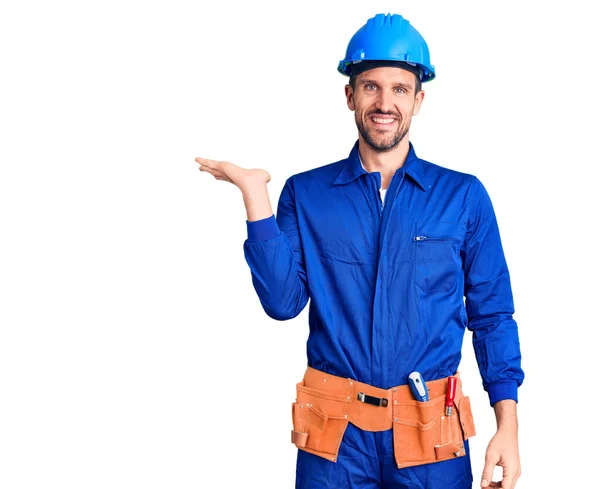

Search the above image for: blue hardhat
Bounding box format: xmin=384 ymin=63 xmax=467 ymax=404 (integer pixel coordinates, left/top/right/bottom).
xmin=338 ymin=13 xmax=435 ymax=82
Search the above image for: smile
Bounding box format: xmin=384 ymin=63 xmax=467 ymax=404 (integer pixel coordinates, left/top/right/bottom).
xmin=370 ymin=117 xmax=396 ymax=124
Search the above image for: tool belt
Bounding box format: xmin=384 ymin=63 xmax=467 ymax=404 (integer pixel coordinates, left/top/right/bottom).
xmin=291 ymin=366 xmax=476 ymax=469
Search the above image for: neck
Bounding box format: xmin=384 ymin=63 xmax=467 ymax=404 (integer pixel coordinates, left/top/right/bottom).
xmin=357 ymin=134 xmax=411 ymax=189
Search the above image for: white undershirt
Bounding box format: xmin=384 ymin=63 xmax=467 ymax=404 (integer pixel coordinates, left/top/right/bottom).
xmin=359 ymin=156 xmax=387 ymax=207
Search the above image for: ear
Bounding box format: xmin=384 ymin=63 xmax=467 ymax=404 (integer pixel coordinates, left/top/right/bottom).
xmin=412 ymin=90 xmax=425 ymax=116
xmin=345 ymin=84 xmax=355 ymax=111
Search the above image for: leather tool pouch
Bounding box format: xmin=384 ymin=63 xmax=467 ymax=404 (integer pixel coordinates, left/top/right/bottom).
xmin=291 ymin=368 xmax=476 ymax=469
xmin=291 ymin=381 xmax=353 ymax=462
xmin=392 ymin=385 xmax=476 ymax=468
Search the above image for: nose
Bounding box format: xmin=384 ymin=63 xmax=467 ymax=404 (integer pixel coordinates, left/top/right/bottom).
xmin=374 ymin=88 xmax=395 ymax=114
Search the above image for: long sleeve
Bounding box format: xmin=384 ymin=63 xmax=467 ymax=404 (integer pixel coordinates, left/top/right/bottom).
xmin=462 ymin=177 xmax=525 ymax=406
xmin=242 ymin=176 xmax=309 ymax=321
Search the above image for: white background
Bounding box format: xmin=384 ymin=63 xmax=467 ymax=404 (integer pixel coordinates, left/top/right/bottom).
xmin=1 ymin=0 xmax=598 ymax=487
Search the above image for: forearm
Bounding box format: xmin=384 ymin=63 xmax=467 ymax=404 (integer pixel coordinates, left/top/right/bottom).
xmin=493 ymin=399 xmax=518 ymax=433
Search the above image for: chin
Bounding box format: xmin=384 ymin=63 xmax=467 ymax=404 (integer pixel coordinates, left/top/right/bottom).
xmin=369 ymin=141 xmax=399 ymax=152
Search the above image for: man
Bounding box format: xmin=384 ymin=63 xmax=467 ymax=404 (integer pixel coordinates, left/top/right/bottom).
xmin=195 ymin=13 xmax=524 ymax=489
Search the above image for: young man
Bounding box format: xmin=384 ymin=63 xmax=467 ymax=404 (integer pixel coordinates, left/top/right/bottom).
xmin=196 ymin=13 xmax=524 ymax=489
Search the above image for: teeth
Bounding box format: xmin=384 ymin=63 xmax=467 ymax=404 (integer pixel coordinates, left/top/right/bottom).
xmin=372 ymin=117 xmax=395 ymax=124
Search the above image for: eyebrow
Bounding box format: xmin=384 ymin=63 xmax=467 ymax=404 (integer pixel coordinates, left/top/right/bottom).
xmin=360 ymin=79 xmax=413 ymax=90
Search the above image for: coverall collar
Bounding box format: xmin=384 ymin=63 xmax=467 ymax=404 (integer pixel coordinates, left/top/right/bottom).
xmin=333 ymin=140 xmax=429 ymax=192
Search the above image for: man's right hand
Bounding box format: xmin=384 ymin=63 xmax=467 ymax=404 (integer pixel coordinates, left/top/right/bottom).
xmin=194 ymin=157 xmax=271 ymax=193
xmin=195 ymin=156 xmax=275 ymax=222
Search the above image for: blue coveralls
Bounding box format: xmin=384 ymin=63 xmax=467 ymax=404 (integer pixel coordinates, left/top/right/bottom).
xmin=243 ymin=140 xmax=525 ymax=488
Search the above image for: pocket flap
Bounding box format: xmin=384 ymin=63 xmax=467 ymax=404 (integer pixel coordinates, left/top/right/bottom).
xmin=307 ymin=404 xmax=329 ymax=421
xmin=434 ymin=440 xmax=464 ymax=459
xmin=417 ymin=221 xmax=464 ymax=240
xmin=394 ymin=417 xmax=436 ymax=431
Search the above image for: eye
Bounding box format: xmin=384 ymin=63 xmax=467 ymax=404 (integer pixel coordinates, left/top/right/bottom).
xmin=395 ymin=87 xmax=407 ymax=93
xmin=365 ymin=84 xmax=377 ymax=91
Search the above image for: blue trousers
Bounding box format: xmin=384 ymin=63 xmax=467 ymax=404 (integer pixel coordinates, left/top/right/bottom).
xmin=296 ymin=422 xmax=473 ymax=489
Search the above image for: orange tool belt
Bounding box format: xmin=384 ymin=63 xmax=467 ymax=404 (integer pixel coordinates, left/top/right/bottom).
xmin=291 ymin=366 xmax=476 ymax=469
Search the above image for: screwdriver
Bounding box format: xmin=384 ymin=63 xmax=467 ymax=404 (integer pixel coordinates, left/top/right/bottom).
xmin=408 ymin=371 xmax=429 ymax=402
xmin=445 ymin=376 xmax=457 ymax=415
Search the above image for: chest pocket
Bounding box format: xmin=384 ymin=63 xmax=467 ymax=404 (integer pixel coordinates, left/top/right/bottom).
xmin=414 ymin=221 xmax=464 ymax=293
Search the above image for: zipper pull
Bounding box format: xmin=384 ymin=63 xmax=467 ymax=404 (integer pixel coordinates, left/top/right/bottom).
xmin=414 ymin=235 xmax=428 ymax=241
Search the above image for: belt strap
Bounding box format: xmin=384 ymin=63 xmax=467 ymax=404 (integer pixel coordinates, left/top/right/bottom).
xmin=302 ymin=366 xmax=463 ymax=432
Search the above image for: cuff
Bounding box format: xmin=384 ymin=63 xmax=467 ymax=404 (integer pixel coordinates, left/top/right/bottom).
xmin=246 ymin=214 xmax=280 ymax=242
xmin=487 ymin=379 xmax=519 ymax=406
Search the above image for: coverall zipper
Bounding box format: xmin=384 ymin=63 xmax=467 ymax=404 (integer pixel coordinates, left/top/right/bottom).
xmin=414 ymin=235 xmax=461 ymax=242
xmin=369 ymin=168 xmax=405 ymax=387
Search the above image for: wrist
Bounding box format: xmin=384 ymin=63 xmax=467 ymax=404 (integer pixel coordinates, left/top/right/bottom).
xmin=240 ymin=180 xmax=269 ymax=198
xmin=242 ymin=184 xmax=274 ymax=224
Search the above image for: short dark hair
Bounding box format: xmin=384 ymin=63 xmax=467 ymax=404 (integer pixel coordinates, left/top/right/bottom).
xmin=349 ymin=71 xmax=422 ymax=95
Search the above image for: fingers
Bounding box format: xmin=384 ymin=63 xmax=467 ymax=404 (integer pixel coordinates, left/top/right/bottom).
xmin=482 ymin=466 xmax=519 ymax=488
xmin=481 ymin=472 xmax=495 ymax=487
xmin=194 ymin=157 xmax=220 ymax=169
xmin=201 ymin=166 xmax=230 ymax=180
xmin=512 ymin=469 xmax=521 ymax=489
xmin=196 ymin=160 xmax=233 ymax=183
xmin=501 ymin=454 xmax=521 ymax=489
xmin=502 ymin=467 xmax=519 ymax=489
xmin=198 ymin=165 xmax=218 ymax=175
xmin=195 ymin=157 xmax=234 ymax=180
xmin=195 ymin=157 xmax=232 ymax=173
xmin=481 ymin=455 xmax=497 ymax=487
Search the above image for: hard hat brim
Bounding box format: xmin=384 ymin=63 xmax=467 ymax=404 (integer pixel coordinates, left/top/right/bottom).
xmin=338 ymin=59 xmax=435 ymax=82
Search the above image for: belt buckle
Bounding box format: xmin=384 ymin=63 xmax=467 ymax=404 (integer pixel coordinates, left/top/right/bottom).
xmin=357 ymin=391 xmax=388 ymax=407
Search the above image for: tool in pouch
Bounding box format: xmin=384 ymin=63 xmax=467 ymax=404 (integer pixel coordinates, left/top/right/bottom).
xmin=445 ymin=376 xmax=457 ymax=415
xmin=409 ymin=372 xmax=462 ymax=458
xmin=291 ymin=366 xmax=476 ymax=468
xmin=408 ymin=371 xmax=429 ymax=402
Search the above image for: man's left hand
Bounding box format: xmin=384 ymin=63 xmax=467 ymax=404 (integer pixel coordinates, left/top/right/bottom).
xmin=480 ymin=399 xmax=521 ymax=488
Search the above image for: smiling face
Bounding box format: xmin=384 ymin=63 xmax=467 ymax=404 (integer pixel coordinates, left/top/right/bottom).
xmin=345 ymin=66 xmax=425 ymax=152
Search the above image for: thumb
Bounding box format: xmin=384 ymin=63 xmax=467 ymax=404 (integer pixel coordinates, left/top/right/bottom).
xmin=481 ymin=458 xmax=496 ymax=487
